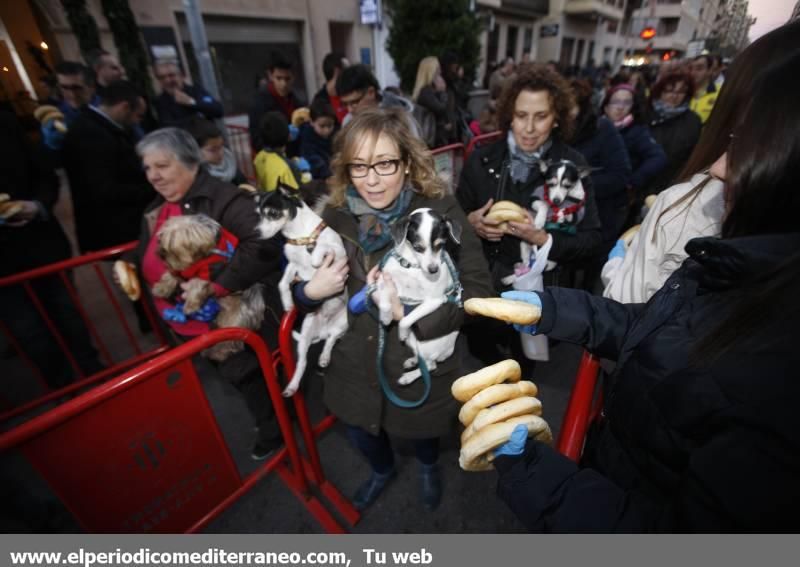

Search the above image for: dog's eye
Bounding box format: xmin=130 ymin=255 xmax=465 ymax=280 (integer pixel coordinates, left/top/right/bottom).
xmin=412 ymin=244 xmax=425 ymax=253
xmin=267 ymin=210 xmax=283 ymax=219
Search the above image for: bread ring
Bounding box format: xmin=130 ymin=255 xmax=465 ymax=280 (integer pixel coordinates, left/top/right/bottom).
xmin=0 ymin=193 xmax=10 ymax=204
xmin=486 ymin=209 xmax=528 ymax=223
xmin=34 ymin=105 xmax=60 ymax=122
xmin=451 ymin=359 xmax=521 ymax=403
xmin=458 ymin=381 xmax=538 ymax=426
xmin=471 ymin=396 xmax=542 ymax=431
xmin=459 ymin=414 xmax=552 ymax=471
xmin=644 ymin=194 xmax=657 ymax=210
xmin=464 ymin=297 xmax=541 ymax=325
xmin=620 ymin=224 xmax=641 ymax=246
xmin=113 ymin=260 xmax=141 ymax=301
xmin=489 ymin=200 xmax=525 ymax=213
xmin=0 ymin=201 xmax=24 ymax=219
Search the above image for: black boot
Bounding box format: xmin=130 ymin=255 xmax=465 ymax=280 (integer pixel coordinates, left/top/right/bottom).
xmin=353 ymin=468 xmax=396 ymax=510
xmin=419 ymin=463 xmax=441 ymax=511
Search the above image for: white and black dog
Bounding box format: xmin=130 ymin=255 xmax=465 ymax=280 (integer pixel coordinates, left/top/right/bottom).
xmin=376 ymin=208 xmax=462 ymax=385
xmin=254 ymin=185 xmax=348 ymax=397
xmin=505 ymin=159 xmax=591 ymax=285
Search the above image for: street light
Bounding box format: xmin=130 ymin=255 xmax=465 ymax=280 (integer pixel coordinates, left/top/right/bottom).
xmin=639 ymin=27 xmax=656 ymax=40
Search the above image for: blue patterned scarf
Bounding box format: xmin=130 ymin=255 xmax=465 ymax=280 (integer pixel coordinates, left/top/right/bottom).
xmin=653 ymin=100 xmax=690 ymax=120
xmin=507 ymin=131 xmax=552 ymax=184
xmin=346 ymin=185 xmax=415 ymax=253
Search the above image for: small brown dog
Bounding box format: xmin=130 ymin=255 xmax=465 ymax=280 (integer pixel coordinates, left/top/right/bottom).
xmin=152 ymin=214 xmax=265 ymax=361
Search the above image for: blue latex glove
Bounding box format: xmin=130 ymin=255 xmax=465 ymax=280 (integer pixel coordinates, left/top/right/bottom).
xmin=348 ymin=284 xmax=370 ymax=315
xmin=162 ymin=298 xmax=221 ymax=324
xmin=41 ymin=120 xmax=65 ymax=151
xmin=500 ymin=290 xmax=542 ymax=335
xmin=493 ymin=424 xmax=529 ymax=458
xmin=608 ymin=239 xmax=626 ymax=261
xmin=293 ymin=156 xmax=311 ymax=172
xmin=288 ymin=124 xmax=300 ymax=142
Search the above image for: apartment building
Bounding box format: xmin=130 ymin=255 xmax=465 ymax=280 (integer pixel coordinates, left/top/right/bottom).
xmin=627 ymin=0 xmax=703 ymax=59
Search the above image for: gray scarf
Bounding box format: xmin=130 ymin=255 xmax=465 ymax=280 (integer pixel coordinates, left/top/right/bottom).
xmin=507 ymin=131 xmax=552 ymax=184
xmin=205 ymin=147 xmax=238 ymax=183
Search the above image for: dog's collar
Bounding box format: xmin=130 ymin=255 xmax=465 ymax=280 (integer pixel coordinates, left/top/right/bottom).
xmin=388 ymin=249 xmax=419 ymax=270
xmin=286 ymin=221 xmax=327 ymax=253
xmin=542 ymin=182 xmax=585 ymax=218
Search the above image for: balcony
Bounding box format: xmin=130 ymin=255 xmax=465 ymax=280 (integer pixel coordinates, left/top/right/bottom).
xmin=565 ymin=0 xmax=625 ymax=21
xmin=499 ymin=0 xmax=549 ymax=17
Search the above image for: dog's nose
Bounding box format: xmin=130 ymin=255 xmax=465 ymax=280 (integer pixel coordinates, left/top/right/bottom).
xmin=552 ymin=197 xmax=563 ymax=206
xmin=427 ymin=264 xmax=439 ymax=275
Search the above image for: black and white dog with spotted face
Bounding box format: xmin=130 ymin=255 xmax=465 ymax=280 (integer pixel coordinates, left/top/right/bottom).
xmin=376 ymin=208 xmax=462 ymax=385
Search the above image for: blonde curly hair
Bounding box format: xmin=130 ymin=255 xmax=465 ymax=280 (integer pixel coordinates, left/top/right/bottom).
xmin=327 ymin=107 xmax=446 ymax=207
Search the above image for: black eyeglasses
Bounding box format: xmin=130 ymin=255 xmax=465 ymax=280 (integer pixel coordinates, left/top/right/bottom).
xmin=347 ymin=159 xmax=402 ymax=178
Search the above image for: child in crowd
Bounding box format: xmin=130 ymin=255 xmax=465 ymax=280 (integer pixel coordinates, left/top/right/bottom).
xmin=184 ymin=117 xmax=246 ymax=186
xmin=253 ymin=111 xmax=302 ymax=192
xmin=298 ymin=99 xmax=336 ymax=179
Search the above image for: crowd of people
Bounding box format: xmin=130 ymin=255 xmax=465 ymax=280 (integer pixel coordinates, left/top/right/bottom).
xmin=3 ymin=15 xmax=800 ymax=532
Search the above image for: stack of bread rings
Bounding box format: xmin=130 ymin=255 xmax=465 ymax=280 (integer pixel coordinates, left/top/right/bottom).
xmin=450 ymin=297 xmax=552 ymax=471
xmin=485 ymin=200 xmax=529 ymax=232
xmin=33 ymin=105 xmax=67 ymax=133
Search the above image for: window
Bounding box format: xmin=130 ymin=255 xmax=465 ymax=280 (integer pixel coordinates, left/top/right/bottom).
xmin=523 ymin=27 xmax=533 ymax=53
xmin=659 ymin=17 xmax=679 ymax=35
xmin=607 ymin=20 xmax=619 ymax=33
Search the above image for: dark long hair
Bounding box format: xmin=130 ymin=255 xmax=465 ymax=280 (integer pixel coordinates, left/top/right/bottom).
xmin=679 ymin=20 xmax=800 ymax=181
xmin=691 ymin=54 xmax=800 ymax=363
xmin=722 ymin=54 xmax=800 ymax=238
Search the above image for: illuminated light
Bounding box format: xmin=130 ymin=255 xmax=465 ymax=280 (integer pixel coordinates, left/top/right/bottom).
xmin=2 ymin=66 xmax=8 ymax=72
xmin=640 ymin=27 xmax=657 ymax=40
xmin=662 ymin=52 xmax=671 ymax=61
xmin=40 ymin=41 xmax=49 ymax=50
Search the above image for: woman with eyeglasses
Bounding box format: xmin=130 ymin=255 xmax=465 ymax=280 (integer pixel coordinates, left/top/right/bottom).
xmin=290 ymin=108 xmax=493 ymax=512
xmin=642 ymin=71 xmax=702 ymax=196
xmin=602 ymin=84 xmax=667 ymax=220
xmin=493 ymin=48 xmax=800 ymax=533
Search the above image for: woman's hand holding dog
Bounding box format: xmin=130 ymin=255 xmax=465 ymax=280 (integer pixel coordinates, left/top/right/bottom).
xmin=367 ymin=266 xmax=404 ymax=322
xmin=305 ymin=253 xmax=349 ymax=301
xmin=507 ymin=210 xmax=549 ymax=246
xmin=468 ymin=199 xmax=506 ymax=242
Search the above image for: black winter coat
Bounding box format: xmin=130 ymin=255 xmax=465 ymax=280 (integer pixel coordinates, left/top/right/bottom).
xmin=248 ymin=86 xmax=305 ymax=151
xmin=645 ymin=107 xmax=702 ymax=195
xmin=456 ymin=138 xmax=602 ymax=290
xmin=618 ymin=123 xmax=667 ymax=193
xmin=495 ymin=233 xmax=800 ymax=532
xmin=62 ymin=108 xmax=153 ymax=253
xmin=0 ymin=111 xmax=71 ymax=276
xmin=573 ymin=115 xmax=632 ymax=208
xmin=154 ymin=85 xmax=224 ymax=127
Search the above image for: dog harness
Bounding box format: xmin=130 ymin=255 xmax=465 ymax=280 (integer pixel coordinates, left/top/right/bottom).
xmin=285 ymin=221 xmax=327 ymax=253
xmin=367 ymin=248 xmax=463 ymax=409
xmin=178 ymin=227 xmax=239 ymax=281
xmin=541 ymin=182 xmax=585 ymax=235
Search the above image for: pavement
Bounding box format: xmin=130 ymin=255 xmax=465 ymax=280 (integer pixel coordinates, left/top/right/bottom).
xmin=0 ymin=181 xmax=584 ymax=533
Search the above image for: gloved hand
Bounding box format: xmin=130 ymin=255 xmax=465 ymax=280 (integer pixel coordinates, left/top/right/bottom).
xmin=41 ymin=120 xmax=65 ymax=151
xmin=493 ymin=424 xmax=528 ymax=458
xmin=348 ymin=284 xmax=370 ymax=315
xmin=500 ymin=290 xmax=542 ymax=335
xmin=288 ymin=124 xmax=300 ymax=142
xmin=293 ymin=156 xmax=311 ymax=172
xmin=608 ymin=239 xmax=626 ymax=261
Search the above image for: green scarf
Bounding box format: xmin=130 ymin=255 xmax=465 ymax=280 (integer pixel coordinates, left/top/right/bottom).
xmin=346 ymin=185 xmax=415 ymax=253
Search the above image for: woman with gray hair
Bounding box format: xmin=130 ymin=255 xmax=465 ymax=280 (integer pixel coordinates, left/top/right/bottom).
xmin=123 ymin=127 xmax=285 ymax=460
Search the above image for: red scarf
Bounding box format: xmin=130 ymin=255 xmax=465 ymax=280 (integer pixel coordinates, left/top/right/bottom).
xmin=542 ymin=183 xmax=585 ymax=221
xmin=178 ymin=228 xmax=239 ymax=281
xmin=268 ymin=82 xmax=296 ymax=120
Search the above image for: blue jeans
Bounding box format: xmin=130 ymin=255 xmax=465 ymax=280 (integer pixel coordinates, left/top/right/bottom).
xmin=345 ymin=425 xmax=439 ymax=474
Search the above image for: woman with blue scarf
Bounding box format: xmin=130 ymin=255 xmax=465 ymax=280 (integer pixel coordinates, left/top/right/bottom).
xmin=644 ymin=71 xmax=702 ymax=196
xmin=456 ymin=65 xmax=602 ymax=364
xmin=292 ymin=108 xmax=493 ymax=512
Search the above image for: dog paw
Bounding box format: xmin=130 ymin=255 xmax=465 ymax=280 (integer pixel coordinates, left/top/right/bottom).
xmin=319 ymin=353 xmax=331 ymax=367
xmin=501 ymin=274 xmax=517 ymax=286
xmin=398 ymin=370 xmax=420 ymax=386
xmin=403 ymin=356 xmax=418 ymax=370
xmin=398 ymin=324 xmax=410 ymax=342
xmin=379 ymin=310 xmax=393 ymax=327
xmin=282 ymin=383 xmax=299 ymax=397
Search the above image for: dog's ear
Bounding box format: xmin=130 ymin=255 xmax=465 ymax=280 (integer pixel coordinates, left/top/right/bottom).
xmin=578 ymin=165 xmax=598 ymax=179
xmin=445 ymin=217 xmax=462 ymax=245
xmin=538 ymin=159 xmax=549 ymax=174
xmin=391 ymin=217 xmax=410 ymax=247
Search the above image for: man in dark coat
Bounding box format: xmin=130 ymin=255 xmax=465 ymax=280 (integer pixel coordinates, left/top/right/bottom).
xmin=62 ymin=80 xmax=153 ymax=253
xmin=249 ymin=52 xmax=305 ymax=151
xmin=310 ymin=52 xmax=349 ymax=124
xmin=153 ymin=60 xmax=224 ymax=127
xmin=0 ymin=111 xmax=102 ymax=388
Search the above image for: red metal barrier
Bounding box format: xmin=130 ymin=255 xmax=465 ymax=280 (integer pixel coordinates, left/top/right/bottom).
xmin=464 ymin=131 xmax=502 ymax=160
xmin=556 ymin=350 xmax=601 ymax=461
xmin=225 ymin=123 xmax=256 ymax=183
xmin=278 ymin=308 xmax=360 ymax=527
xmin=431 ymin=143 xmax=465 ymax=195
xmin=0 ymin=328 xmax=352 ymax=533
xmin=0 ymin=242 xmax=170 ymax=423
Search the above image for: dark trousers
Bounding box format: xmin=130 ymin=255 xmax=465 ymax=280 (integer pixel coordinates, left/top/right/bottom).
xmin=345 ymin=425 xmax=439 ymax=474
xmin=0 ymin=276 xmax=103 ymax=389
